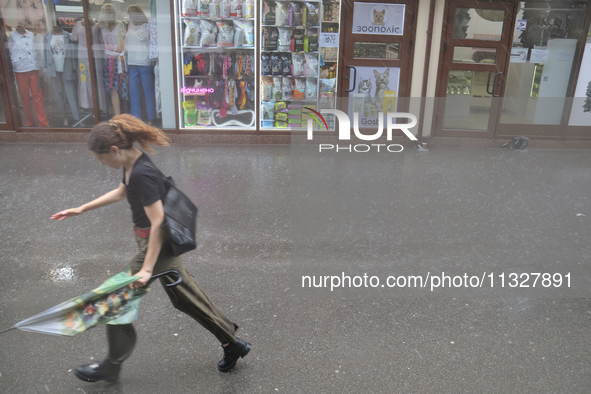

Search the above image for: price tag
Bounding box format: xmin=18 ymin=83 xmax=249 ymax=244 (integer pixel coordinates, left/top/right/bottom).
xmin=319 ymin=33 xmax=340 ymax=48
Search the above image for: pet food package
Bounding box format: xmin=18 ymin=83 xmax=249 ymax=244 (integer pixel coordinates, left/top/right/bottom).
xmin=273 ymin=77 xmax=283 ymax=101
xmin=282 ymin=77 xmax=294 ymax=100
xmin=281 ymin=53 xmax=292 ymax=76
xmin=305 ymin=77 xmax=317 ymax=100
xmin=274 ymin=101 xmax=287 ymax=111
xmin=230 ymin=0 xmax=242 ymax=17
xmin=271 ymin=54 xmax=282 ymax=76
xmin=184 ymin=20 xmax=200 ymax=46
xmin=291 ymin=29 xmax=304 ymax=52
xmin=183 ymin=101 xmax=198 ymax=126
xmin=198 ymin=0 xmax=210 ymax=17
xmin=319 ymin=78 xmax=336 ymax=106
xmin=197 ymin=102 xmax=212 ymax=126
xmin=277 ymin=27 xmax=291 ymax=52
xmin=216 ymin=22 xmax=234 ymax=47
xmin=263 ymin=1 xmax=276 ymax=25
xmin=244 ymin=0 xmax=255 ymax=18
xmin=199 ymin=20 xmax=217 ymax=47
xmin=233 ymin=20 xmax=254 ymax=47
xmin=221 ymin=0 xmax=232 ymax=18
xmin=261 ymin=53 xmax=272 ymax=75
xmin=182 ymin=0 xmax=198 ymax=16
xmin=289 ymin=2 xmax=303 ymax=26
xmin=291 ymin=53 xmax=305 ymax=76
xmin=304 ymin=53 xmax=318 ymax=77
xmin=262 ymin=100 xmax=275 ymax=120
xmin=304 ymin=29 xmax=319 ymax=52
xmin=209 ymin=0 xmax=221 ymax=18
xmin=275 ymin=120 xmax=288 ymax=128
xmin=293 ymin=78 xmax=306 ymax=100
xmin=302 ymin=2 xmax=319 ymax=27
xmin=275 ymin=112 xmax=288 ymax=122
xmin=320 ymin=78 xmax=336 ymax=92
xmin=275 ymin=2 xmax=290 ymax=26
xmin=262 ymin=77 xmax=274 ymax=100
xmin=263 ymin=27 xmax=279 ymax=51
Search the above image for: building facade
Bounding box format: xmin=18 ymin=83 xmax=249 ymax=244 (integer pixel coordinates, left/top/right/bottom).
xmin=0 ymin=0 xmax=589 ymax=143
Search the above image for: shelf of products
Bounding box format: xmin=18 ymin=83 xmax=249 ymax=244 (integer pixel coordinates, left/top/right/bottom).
xmin=259 ymin=0 xmax=340 ymax=130
xmin=177 ymin=0 xmax=257 ymax=128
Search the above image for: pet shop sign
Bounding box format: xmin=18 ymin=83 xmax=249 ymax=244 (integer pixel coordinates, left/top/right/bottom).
xmin=352 ymin=3 xmax=405 ymax=35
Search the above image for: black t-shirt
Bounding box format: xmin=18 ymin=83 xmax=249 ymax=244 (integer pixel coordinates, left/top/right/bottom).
xmin=122 ymin=152 xmax=167 ymax=228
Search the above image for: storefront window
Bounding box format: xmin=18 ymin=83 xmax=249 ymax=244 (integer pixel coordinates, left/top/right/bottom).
xmin=1 ymin=0 xmax=175 ymax=129
xmin=501 ymin=1 xmax=586 ymax=125
xmin=87 ymin=0 xmax=174 ymax=127
xmin=260 ymin=0 xmax=341 ymax=130
xmin=175 ymin=0 xmax=258 ymax=129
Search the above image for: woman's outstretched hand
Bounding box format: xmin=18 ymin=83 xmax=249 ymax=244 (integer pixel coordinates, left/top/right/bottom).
xmin=50 ymin=207 xmax=84 ymax=220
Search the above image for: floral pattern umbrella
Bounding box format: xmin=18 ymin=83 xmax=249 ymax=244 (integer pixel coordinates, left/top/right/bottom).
xmin=1 ymin=269 xmax=182 ymax=336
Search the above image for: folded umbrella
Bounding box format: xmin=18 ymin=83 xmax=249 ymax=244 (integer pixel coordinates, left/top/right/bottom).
xmin=1 ymin=269 xmax=182 ymax=336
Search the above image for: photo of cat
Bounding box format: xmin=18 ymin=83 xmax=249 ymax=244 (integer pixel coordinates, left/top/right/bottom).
xmin=358 ymin=78 xmax=372 ymax=104
xmin=373 ymin=9 xmax=385 ymax=26
xmin=374 ymin=69 xmax=390 ymax=110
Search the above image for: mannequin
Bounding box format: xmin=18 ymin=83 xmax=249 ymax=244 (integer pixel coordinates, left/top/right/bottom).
xmin=98 ymin=4 xmax=128 ymax=115
xmin=44 ymin=25 xmax=79 ymax=126
xmin=125 ymin=5 xmax=156 ymax=124
xmin=71 ymin=18 xmax=108 ymax=111
xmin=8 ymin=25 xmax=49 ymax=127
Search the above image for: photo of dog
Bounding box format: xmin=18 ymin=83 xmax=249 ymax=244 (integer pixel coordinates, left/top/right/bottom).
xmin=373 ymin=69 xmax=390 ymax=110
xmin=372 ymin=9 xmax=385 ymax=26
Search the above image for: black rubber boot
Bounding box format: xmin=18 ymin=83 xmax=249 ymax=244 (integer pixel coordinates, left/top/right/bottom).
xmin=74 ymin=324 xmax=137 ymax=383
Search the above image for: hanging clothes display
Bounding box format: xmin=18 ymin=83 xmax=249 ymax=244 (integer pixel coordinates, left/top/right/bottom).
xmin=70 ymin=20 xmax=107 ymax=111
xmin=43 ymin=28 xmax=80 ymax=124
xmin=148 ymin=0 xmax=161 ymax=116
xmin=98 ymin=22 xmax=128 ymax=100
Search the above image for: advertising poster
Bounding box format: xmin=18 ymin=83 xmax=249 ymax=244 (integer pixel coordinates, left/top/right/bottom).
xmin=348 ymin=66 xmax=401 ymax=126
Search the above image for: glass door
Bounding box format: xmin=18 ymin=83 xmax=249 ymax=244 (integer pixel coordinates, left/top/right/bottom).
xmin=435 ymin=0 xmax=515 ymax=138
xmin=498 ymin=1 xmax=588 ymax=139
xmin=340 ymin=0 xmax=416 ymax=125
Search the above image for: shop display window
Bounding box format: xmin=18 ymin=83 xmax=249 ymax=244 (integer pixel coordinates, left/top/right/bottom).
xmin=2 ymin=0 xmax=171 ymax=129
xmin=260 ymin=0 xmax=340 ymax=130
xmin=176 ymin=0 xmax=257 ymax=129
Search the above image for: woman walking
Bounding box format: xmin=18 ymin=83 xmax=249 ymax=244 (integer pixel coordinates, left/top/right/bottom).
xmin=50 ymin=115 xmax=251 ymax=382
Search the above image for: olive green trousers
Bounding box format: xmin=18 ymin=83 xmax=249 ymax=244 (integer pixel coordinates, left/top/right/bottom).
xmin=128 ymin=234 xmax=239 ymax=345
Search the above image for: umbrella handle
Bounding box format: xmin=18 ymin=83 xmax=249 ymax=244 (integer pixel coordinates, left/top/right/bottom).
xmin=150 ymin=270 xmax=183 ymax=287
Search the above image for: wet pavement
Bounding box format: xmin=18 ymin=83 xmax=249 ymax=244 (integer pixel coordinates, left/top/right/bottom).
xmin=0 ymin=143 xmax=590 ymax=393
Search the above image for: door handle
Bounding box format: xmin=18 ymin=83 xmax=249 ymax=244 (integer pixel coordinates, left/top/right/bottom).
xmin=492 ymin=72 xmax=502 ymax=97
xmin=486 ymin=72 xmax=494 ymax=95
xmin=345 ymin=66 xmax=357 ymax=93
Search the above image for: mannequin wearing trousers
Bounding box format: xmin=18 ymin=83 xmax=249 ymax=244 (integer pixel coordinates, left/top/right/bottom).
xmin=125 ymin=6 xmax=156 ymax=124
xmin=44 ymin=26 xmax=79 ymax=126
xmin=8 ymin=26 xmax=49 ymax=127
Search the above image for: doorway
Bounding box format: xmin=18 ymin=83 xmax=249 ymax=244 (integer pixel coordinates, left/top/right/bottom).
xmin=434 ymin=0 xmax=589 ymax=139
xmin=339 ymin=0 xmax=417 ymax=123
xmin=434 ymin=0 xmax=516 ymax=138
